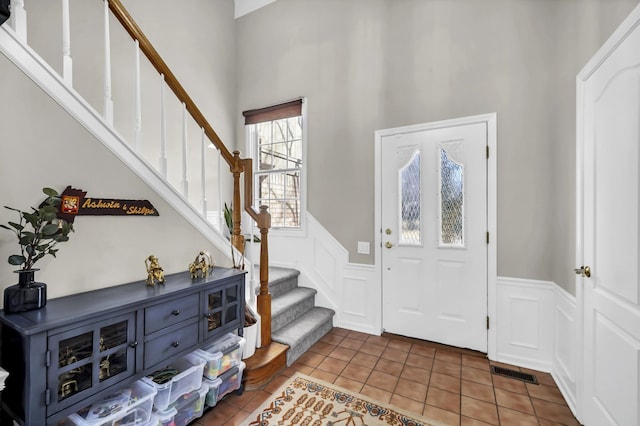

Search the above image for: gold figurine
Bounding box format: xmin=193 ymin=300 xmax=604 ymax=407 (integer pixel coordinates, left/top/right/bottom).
xmin=145 ymin=255 xmax=165 ymax=286
xmin=189 ymin=251 xmax=214 ymax=280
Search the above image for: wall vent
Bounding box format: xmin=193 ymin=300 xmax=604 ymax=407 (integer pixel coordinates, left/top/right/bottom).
xmin=490 ymin=366 xmax=538 ymax=384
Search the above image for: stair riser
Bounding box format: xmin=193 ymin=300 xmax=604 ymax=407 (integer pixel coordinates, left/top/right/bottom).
xmin=267 ymin=276 xmax=299 ymax=298
xmin=272 ymin=296 xmax=316 ymax=333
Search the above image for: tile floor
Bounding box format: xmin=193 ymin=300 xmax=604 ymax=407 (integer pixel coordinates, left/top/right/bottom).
xmin=194 ymin=328 xmax=581 ymax=425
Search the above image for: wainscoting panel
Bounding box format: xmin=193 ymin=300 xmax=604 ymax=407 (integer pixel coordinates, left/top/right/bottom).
xmin=552 ymin=285 xmax=578 ymax=414
xmin=269 ymin=213 xmax=379 ymax=335
xmin=496 ymin=277 xmax=555 ymax=372
xmin=496 ymin=276 xmax=578 ymax=418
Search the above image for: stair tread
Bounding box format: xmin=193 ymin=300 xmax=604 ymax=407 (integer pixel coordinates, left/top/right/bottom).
xmin=272 ymin=307 xmax=335 ymax=347
xmin=271 ymin=287 xmax=317 ymax=315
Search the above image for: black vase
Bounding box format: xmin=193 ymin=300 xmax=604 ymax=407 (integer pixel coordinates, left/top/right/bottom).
xmin=3 ymin=269 xmax=47 ymax=313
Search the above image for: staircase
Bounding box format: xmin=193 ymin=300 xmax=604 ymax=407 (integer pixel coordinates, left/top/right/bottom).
xmin=244 ymin=266 xmax=334 ymax=388
xmin=268 ymin=267 xmax=335 ymax=365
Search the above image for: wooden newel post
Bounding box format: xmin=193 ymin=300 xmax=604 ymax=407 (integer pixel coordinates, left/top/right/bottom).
xmin=257 ymin=205 xmax=271 ymax=346
xmin=231 ymin=151 xmax=244 ymax=255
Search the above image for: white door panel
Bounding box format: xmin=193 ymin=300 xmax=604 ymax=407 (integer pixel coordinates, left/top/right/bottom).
xmin=381 ymin=120 xmax=488 ymax=352
xmin=579 ymin=4 xmax=640 ymax=424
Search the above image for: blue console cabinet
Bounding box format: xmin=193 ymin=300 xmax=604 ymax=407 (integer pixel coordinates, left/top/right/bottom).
xmin=0 ymin=267 xmax=245 ymax=425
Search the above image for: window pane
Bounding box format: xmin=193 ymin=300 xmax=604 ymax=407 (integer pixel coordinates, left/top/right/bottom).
xmin=272 ymin=119 xmax=286 ymax=143
xmin=251 ymin=110 xmax=303 ymax=229
xmin=400 ymin=150 xmax=421 ymax=245
xmin=257 ymin=171 xmax=301 ymax=228
xmin=440 ymin=147 xmax=464 ymax=246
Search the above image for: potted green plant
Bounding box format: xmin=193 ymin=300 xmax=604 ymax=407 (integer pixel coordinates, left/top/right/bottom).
xmin=1 ymin=187 xmax=74 ymax=313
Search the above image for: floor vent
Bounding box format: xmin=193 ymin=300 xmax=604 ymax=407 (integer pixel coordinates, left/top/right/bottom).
xmin=490 ymin=366 xmax=538 ymax=384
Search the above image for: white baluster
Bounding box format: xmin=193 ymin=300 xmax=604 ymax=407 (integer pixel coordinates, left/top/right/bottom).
xmin=61 ymin=0 xmax=72 ymax=85
xmin=11 ymin=0 xmax=27 ymax=42
xmin=159 ymin=74 xmax=167 ymax=178
xmin=103 ymin=0 xmax=113 ymax=124
xmin=201 ymin=128 xmax=207 ymax=216
xmin=181 ymin=103 xmax=189 ymax=198
xmin=134 ymin=40 xmax=141 ymax=152
xmin=217 ymin=148 xmax=223 ymax=231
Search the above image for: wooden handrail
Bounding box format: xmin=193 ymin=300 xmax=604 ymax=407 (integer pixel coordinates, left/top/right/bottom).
xmin=106 ymin=0 xmax=272 ymax=347
xmin=108 ymin=0 xmax=233 ymax=165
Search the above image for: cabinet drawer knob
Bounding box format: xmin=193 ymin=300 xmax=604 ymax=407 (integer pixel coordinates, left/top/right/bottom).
xmin=129 ymin=341 xmax=138 ymax=348
xmin=171 ymin=309 xmax=180 ymax=316
xmin=204 ymin=312 xmax=212 ymax=319
xmin=171 ymin=341 xmax=180 ymax=348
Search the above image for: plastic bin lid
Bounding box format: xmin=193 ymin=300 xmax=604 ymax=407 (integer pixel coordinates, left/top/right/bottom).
xmin=205 ymin=333 xmax=242 ymax=353
xmin=202 ymin=376 xmax=223 ymax=387
xmin=193 ymin=348 xmax=222 ymax=361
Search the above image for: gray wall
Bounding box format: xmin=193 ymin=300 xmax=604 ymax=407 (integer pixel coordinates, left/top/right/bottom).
xmin=235 ymin=0 xmax=638 ymax=294
xmin=0 ymin=0 xmax=237 ymax=302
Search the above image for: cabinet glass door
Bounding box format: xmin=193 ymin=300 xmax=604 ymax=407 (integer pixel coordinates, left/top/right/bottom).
xmin=47 ymin=313 xmax=136 ymax=414
xmin=202 ymin=279 xmax=243 ymax=341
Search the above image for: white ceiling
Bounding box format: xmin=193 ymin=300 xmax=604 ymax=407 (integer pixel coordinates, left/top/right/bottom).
xmin=234 ymin=0 xmax=279 ymax=18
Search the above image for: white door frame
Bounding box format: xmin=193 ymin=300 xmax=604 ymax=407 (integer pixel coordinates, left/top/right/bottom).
xmin=374 ymin=113 xmax=498 ymax=357
xmin=575 ymin=4 xmax=640 ymax=423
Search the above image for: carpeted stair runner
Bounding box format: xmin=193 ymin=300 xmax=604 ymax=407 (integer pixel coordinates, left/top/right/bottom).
xmin=259 ymin=266 xmax=334 ymax=366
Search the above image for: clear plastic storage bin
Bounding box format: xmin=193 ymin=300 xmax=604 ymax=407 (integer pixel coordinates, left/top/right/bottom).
xmin=67 ymin=379 xmax=157 ymax=426
xmin=202 ymin=376 xmax=223 ymax=407
xmin=152 ymin=407 xmax=177 ymax=426
xmin=217 ymin=361 xmax=246 ymax=403
xmin=142 ymin=353 xmax=206 ymax=411
xmin=171 ymin=384 xmax=208 ymax=426
xmin=201 ymin=333 xmax=245 ymax=378
xmin=192 ymin=348 xmax=223 ymax=380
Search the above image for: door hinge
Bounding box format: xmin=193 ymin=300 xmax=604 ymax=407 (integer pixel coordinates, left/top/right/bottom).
xmin=486 ymin=316 xmax=490 ymax=329
xmin=45 ymin=388 xmax=51 ymax=405
xmin=45 ymin=350 xmax=51 ymax=367
xmin=486 ymin=232 xmax=489 ymax=244
xmin=486 ymin=146 xmax=489 ymax=159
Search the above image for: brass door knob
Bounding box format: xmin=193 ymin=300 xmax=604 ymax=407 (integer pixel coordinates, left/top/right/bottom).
xmin=574 ymin=265 xmax=591 ymax=278
xmin=385 ymin=242 xmax=393 ymax=249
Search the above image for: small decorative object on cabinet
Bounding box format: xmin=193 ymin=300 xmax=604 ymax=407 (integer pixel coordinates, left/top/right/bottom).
xmin=1 ymin=187 xmax=74 ymax=313
xmin=0 ymin=267 xmax=245 ymax=425
xmin=145 ymin=254 xmax=165 ymax=286
xmin=188 ymin=251 xmax=214 ymax=280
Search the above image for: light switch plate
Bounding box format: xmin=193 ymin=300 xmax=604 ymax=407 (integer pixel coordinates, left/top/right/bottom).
xmin=357 ymin=241 xmax=370 ymax=255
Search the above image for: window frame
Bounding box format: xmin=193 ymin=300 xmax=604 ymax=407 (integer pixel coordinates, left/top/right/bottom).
xmin=245 ymin=98 xmax=307 ymax=237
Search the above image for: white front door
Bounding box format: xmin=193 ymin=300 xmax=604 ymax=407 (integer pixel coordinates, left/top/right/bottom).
xmin=578 ymin=4 xmax=640 ymax=425
xmin=380 ymin=118 xmax=488 ymax=353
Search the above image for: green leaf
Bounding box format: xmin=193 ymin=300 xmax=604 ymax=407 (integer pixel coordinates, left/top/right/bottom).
xmin=0 ymin=224 xmax=9 ymax=230
xmin=3 ymin=206 xmax=20 ymax=212
xmin=25 ymin=246 xmax=35 ymax=256
xmin=8 ymin=255 xmax=25 ymax=266
xmin=42 ymin=224 xmax=59 ymax=236
xmin=53 ymin=235 xmax=69 ymax=243
xmin=19 ymin=235 xmax=35 ymax=245
xmin=23 ymin=212 xmax=39 ymax=227
xmin=43 ymin=187 xmax=59 ymax=197
xmin=7 ymin=221 xmax=24 ymax=231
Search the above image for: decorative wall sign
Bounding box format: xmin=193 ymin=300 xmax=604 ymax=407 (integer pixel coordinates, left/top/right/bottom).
xmin=57 ymin=186 xmax=159 ymax=223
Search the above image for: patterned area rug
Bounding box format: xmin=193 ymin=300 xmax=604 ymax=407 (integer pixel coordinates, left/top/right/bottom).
xmin=241 ymin=373 xmax=444 ymax=426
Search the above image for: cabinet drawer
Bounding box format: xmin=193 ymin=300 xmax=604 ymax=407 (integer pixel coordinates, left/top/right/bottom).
xmin=144 ymin=321 xmax=199 ymax=369
xmin=145 ymin=293 xmax=199 ymax=335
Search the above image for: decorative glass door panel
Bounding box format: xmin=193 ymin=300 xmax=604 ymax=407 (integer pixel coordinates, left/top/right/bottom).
xmin=57 ymin=331 xmax=93 ymax=401
xmin=47 ymin=313 xmax=136 ymax=414
xmin=399 ymin=147 xmax=422 ymax=246
xmin=206 ymin=290 xmax=223 ymax=332
xmin=202 ymin=281 xmax=243 ymax=341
